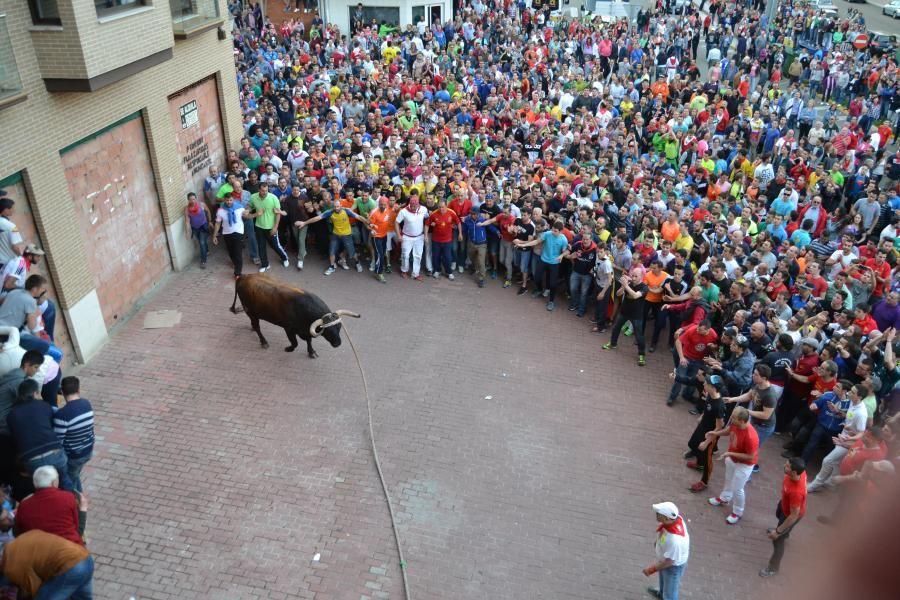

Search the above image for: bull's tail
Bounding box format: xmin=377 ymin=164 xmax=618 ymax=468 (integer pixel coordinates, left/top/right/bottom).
xmin=230 ymin=282 xmax=243 ymax=314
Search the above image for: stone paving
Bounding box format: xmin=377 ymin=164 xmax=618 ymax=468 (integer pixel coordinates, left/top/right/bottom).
xmin=78 ymin=252 xmax=835 ymax=600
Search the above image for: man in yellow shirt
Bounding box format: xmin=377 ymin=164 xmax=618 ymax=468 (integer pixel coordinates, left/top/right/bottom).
xmin=297 ymin=203 xmax=369 ymax=276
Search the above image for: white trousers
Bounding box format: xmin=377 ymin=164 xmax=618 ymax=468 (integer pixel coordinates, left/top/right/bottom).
xmin=810 ymin=446 xmax=849 ymax=489
xmin=401 ymin=235 xmax=424 ymax=276
xmin=719 ymin=457 xmax=754 ymax=516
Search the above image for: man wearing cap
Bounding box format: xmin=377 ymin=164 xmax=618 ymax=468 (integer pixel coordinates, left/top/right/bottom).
xmin=395 ymin=195 xmax=429 ymax=281
xmin=643 ymin=501 xmax=689 ymax=600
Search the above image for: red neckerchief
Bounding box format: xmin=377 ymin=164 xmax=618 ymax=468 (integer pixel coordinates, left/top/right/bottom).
xmin=657 ymin=516 xmax=686 ymax=537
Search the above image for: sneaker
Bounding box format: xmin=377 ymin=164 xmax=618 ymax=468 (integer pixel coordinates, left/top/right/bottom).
xmin=258 ymin=266 xmax=271 ymax=273
xmin=414 ymin=275 xmax=424 ymax=282
xmin=282 ymin=259 xmax=290 ymax=268
xmin=758 ymin=567 xmax=778 ymax=578
xmin=542 ymin=289 xmax=550 ymax=298
xmin=478 ymin=279 xmax=485 ymax=288
xmin=752 ymin=464 xmax=760 ymax=473
xmin=689 ymin=481 xmax=707 ymax=493
xmin=601 ymin=343 xmax=616 ymax=350
xmin=324 ymin=266 xmax=336 ymax=276
xmin=685 ymin=460 xmax=700 ymax=471
xmin=451 ymin=262 xmax=457 ymax=271
xmin=503 ymin=279 xmax=511 ymax=288
xmin=448 ymin=273 xmax=455 ymax=280
xmin=297 ymin=260 xmax=304 ymax=270
xmin=252 ymin=257 xmax=261 ymax=265
xmin=725 ymin=513 xmax=741 ymax=525
xmin=356 ymin=263 xmax=363 ymax=273
xmin=646 ymin=588 xmax=662 ymax=599
xmin=638 ymin=355 xmax=646 ymax=366
xmin=458 ymin=265 xmax=464 ymax=273
xmin=648 ymin=346 xmax=656 ymax=353
xmin=433 ymin=271 xmax=440 ymax=279
xmin=708 ymin=496 xmax=726 ymax=507
xmin=517 ymin=287 xmax=528 ymax=296
xmin=806 ymin=483 xmax=822 ymax=493
xmin=377 ymin=274 xmax=387 ymax=284
xmin=200 ymin=262 xmax=206 ymax=269
xmin=369 ymin=262 xmax=375 ymax=272
xmin=531 ymin=289 xmax=542 ymax=298
xmin=490 ymin=270 xmax=498 ymax=279
xmin=546 ymin=301 xmax=555 ymax=311
xmin=688 ymin=407 xmax=701 ymax=416
xmin=386 ymin=265 xmax=393 ymax=274
xmin=568 ymin=305 xmax=577 ymax=312
xmin=340 ymin=262 xmax=350 ymax=270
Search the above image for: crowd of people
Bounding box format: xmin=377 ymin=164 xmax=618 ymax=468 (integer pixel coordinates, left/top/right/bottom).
xmin=209 ymin=0 xmax=900 ymax=597
xmin=5 ymin=0 xmax=900 ymax=597
xmin=0 ymin=196 xmax=97 ymax=596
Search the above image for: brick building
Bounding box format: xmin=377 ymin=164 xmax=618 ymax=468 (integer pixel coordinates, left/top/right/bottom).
xmin=0 ymin=0 xmax=243 ymax=364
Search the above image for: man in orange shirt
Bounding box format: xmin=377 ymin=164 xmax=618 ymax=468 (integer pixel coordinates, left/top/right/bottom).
xmin=759 ymin=458 xmax=807 ymax=578
xmin=427 ymin=199 xmax=461 ymax=280
xmin=705 ymin=407 xmax=759 ymax=525
xmin=367 ymin=196 xmax=394 ymax=283
xmin=643 ymin=259 xmax=669 ymax=353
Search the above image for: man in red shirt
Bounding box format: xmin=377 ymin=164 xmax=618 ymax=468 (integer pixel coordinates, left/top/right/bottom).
xmin=667 ymin=320 xmax=718 ymax=407
xmin=864 ymin=250 xmax=891 ymax=299
xmin=14 ymin=465 xmax=84 ymax=546
xmin=775 ymin=337 xmax=820 ymax=434
xmin=759 ymin=457 xmax=807 ymax=577
xmin=705 ymin=407 xmax=759 ymax=524
xmin=448 ymin=194 xmax=472 ymax=273
xmin=427 ymin=199 xmax=461 ymax=280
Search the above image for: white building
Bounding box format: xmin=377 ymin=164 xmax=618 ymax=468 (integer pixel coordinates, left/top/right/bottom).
xmin=318 ymin=0 xmax=454 ymax=35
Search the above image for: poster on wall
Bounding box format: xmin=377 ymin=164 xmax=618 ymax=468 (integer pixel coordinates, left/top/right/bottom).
xmin=180 ymin=100 xmax=199 ymax=129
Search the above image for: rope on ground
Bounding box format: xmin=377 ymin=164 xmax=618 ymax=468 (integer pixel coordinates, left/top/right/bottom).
xmin=343 ymin=325 xmax=412 ymax=600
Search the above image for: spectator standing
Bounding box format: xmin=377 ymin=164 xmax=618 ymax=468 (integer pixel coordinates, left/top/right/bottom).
xmin=184 ymin=193 xmax=212 ymax=269
xmin=758 ymin=458 xmax=807 ymax=578
xmin=603 ymin=267 xmax=650 ymax=366
xmin=642 ymin=501 xmax=689 ymax=600
xmin=53 ymin=377 xmax=94 ymax=495
xmin=706 ymin=407 xmax=759 ymax=525
xmin=686 ymin=374 xmax=727 ymax=493
xmin=0 ymin=196 xmax=24 ymax=272
xmin=211 ymin=194 xmax=247 ymax=278
xmin=247 ymin=182 xmax=289 ymax=273
xmin=395 ymin=196 xmax=430 ymax=281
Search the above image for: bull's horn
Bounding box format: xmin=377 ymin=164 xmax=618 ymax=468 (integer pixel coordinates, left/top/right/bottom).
xmin=309 ymin=317 xmax=326 ymax=337
xmin=334 ymin=310 xmax=361 ymax=318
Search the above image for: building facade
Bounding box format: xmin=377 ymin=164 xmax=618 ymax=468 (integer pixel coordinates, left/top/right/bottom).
xmin=319 ymin=0 xmax=453 ymax=36
xmin=0 ymin=0 xmax=242 ymax=364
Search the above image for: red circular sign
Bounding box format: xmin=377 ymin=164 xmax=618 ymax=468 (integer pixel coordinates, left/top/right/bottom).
xmin=853 ymin=34 xmax=869 ymax=49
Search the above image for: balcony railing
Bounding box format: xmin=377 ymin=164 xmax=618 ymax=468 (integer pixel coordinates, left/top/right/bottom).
xmin=171 ymin=0 xmax=222 ymax=38
xmin=0 ymin=15 xmax=24 ymax=102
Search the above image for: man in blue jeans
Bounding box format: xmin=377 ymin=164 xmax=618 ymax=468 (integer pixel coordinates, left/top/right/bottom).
xmin=643 ymin=501 xmax=689 ymax=600
xmin=1 ymin=530 xmax=93 ymax=599
xmin=564 ymin=226 xmax=597 ymax=318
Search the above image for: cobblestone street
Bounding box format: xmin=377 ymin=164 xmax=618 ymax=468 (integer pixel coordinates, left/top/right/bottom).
xmin=80 ymin=256 xmax=832 ymax=600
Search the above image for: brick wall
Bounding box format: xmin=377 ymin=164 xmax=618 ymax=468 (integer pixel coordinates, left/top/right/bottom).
xmin=60 ymin=116 xmax=171 ymax=329
xmin=167 ymin=76 xmax=227 ymax=201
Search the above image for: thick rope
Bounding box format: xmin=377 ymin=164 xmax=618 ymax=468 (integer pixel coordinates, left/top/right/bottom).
xmin=343 ymin=325 xmax=412 ymax=600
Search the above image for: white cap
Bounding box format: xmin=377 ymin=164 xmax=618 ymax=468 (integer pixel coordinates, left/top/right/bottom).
xmin=652 ymin=502 xmax=679 ymax=520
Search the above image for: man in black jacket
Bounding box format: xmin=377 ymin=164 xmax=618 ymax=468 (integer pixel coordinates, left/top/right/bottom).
xmin=0 ymin=351 xmax=44 ymax=484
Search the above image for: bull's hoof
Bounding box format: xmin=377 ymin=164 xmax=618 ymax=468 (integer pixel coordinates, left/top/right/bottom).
xmin=308 ymin=350 xmax=318 ymax=359
xmin=284 ymin=345 xmax=296 ymax=352
xmin=261 ymin=342 xmax=269 ymax=349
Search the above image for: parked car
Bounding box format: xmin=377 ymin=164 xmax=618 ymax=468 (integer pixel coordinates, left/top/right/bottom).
xmin=809 ymin=0 xmax=837 ymax=10
xmin=883 ymin=0 xmax=900 ymax=18
xmin=868 ymin=30 xmax=898 ymax=55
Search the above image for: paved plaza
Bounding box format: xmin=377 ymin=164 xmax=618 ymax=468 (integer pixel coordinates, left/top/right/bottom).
xmin=79 ymin=257 xmax=833 ymax=600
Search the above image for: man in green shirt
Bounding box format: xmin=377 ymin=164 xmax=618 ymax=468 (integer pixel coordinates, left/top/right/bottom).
xmin=246 ymin=182 xmax=289 ymax=272
xmin=354 ymin=193 xmax=377 ymax=267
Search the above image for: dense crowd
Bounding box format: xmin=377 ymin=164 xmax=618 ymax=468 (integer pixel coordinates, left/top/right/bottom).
xmin=203 ymin=0 xmax=900 ymax=596
xmin=5 ymin=0 xmax=900 ymax=597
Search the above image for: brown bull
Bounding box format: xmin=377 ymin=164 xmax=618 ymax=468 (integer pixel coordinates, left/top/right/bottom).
xmin=229 ymin=274 xmax=359 ymax=358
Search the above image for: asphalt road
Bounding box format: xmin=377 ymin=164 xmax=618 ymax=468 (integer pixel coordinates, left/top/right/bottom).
xmin=839 ymin=0 xmax=899 ymax=33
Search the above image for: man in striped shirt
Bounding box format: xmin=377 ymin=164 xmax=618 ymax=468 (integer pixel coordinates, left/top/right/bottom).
xmin=53 ymin=377 xmax=94 ymax=494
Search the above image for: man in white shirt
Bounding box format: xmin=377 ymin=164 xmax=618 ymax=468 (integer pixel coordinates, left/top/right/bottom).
xmin=0 ymin=196 xmax=24 ymax=271
xmin=643 ymin=502 xmax=689 ymax=600
xmin=806 ymin=384 xmax=869 ymax=492
xmin=395 ymin=195 xmax=429 ymax=280
xmin=212 ymin=195 xmax=247 ymax=278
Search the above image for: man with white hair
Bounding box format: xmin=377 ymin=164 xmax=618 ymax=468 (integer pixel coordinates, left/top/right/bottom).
xmin=642 ymin=501 xmax=689 ymax=600
xmin=13 ymin=465 xmax=84 ymax=546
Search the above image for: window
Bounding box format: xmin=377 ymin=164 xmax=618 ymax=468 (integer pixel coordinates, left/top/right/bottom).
xmin=0 ymin=15 xmax=24 ymax=101
xmin=171 ymin=0 xmax=221 ymax=37
xmin=28 ymin=0 xmax=62 ymax=26
xmin=95 ymin=0 xmax=147 ymax=17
